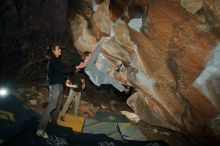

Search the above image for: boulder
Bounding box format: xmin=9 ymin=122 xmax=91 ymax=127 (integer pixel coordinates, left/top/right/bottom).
xmin=68 ymin=0 xmax=220 ymax=138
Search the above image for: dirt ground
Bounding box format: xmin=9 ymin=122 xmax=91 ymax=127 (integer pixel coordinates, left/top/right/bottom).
xmin=10 ymin=82 xmax=208 ymax=146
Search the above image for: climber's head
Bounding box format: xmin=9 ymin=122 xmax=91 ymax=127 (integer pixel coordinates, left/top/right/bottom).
xmin=82 ymin=51 xmax=92 ymax=63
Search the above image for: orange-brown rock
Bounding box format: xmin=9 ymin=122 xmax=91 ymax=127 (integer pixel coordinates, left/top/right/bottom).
xmin=68 ymin=0 xmax=220 ymax=141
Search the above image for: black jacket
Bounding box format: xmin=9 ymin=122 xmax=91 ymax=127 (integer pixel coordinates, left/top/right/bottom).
xmin=67 ymin=73 xmax=83 ymax=92
xmin=47 ymin=56 xmax=75 ymax=85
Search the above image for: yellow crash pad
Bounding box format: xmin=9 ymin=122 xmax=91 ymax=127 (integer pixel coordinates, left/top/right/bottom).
xmin=57 ymin=114 xmax=85 ymax=133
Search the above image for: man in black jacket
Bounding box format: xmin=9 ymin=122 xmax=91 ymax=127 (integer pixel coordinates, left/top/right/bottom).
xmin=36 ymin=44 xmax=85 ymax=138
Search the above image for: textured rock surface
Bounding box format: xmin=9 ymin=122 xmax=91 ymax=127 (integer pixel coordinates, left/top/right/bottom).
xmin=68 ymin=0 xmax=220 ymax=140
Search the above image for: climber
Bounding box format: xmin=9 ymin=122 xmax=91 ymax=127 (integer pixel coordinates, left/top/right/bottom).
xmin=80 ymin=37 xmax=130 ymax=93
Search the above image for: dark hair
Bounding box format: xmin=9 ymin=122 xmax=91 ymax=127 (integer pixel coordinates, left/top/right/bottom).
xmin=82 ymin=51 xmax=91 ymax=60
xmin=51 ymin=43 xmax=59 ymax=51
xmin=45 ymin=43 xmax=60 ymax=59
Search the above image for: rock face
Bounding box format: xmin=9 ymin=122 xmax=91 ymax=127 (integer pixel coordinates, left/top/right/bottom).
xmin=68 ymin=0 xmax=220 ymax=139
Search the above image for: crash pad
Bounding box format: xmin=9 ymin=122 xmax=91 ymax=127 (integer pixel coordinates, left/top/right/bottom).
xmin=95 ymin=111 xmax=129 ymax=123
xmin=0 ymin=94 xmax=39 ymax=144
xmin=118 ymin=123 xmax=147 ymax=141
xmin=82 ymin=118 xmax=123 ymax=140
xmin=57 ymin=114 xmax=84 ymax=132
